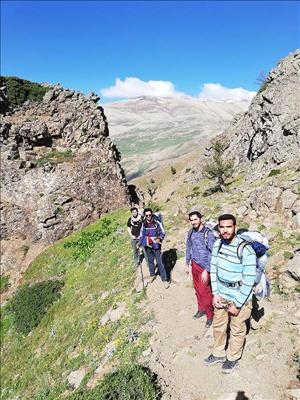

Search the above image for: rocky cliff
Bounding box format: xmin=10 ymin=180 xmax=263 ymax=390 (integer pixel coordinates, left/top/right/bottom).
xmin=0 ymin=84 xmax=129 ymax=286
xmin=223 ymin=49 xmax=300 ymax=176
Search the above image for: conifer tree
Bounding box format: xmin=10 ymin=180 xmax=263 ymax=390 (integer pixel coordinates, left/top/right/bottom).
xmin=203 ymin=140 xmax=234 ymax=192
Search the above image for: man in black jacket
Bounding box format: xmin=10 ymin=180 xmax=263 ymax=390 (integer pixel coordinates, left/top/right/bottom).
xmin=127 ymin=207 xmax=143 ymax=268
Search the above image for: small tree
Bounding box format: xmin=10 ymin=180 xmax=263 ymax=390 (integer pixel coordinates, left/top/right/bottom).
xmin=255 ymin=70 xmax=270 ymax=94
xmin=203 ymin=140 xmax=234 ymax=192
xmin=147 ymin=179 xmax=157 ymax=200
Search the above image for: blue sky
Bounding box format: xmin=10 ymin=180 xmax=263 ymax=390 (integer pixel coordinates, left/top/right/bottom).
xmin=1 ymin=1 xmax=299 ymax=102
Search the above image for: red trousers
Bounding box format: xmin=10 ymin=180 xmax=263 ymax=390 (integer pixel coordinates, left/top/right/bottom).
xmin=191 ymin=260 xmax=214 ymax=320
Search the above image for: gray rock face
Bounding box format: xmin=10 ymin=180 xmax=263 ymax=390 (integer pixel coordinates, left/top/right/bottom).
xmin=247 ymin=178 xmax=300 ymax=227
xmin=0 ymin=85 xmax=129 ymax=284
xmin=223 ymin=50 xmax=300 ymax=178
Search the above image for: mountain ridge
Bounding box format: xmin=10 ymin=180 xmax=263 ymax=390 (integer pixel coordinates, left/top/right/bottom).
xmin=104 ymin=96 xmax=250 ymax=179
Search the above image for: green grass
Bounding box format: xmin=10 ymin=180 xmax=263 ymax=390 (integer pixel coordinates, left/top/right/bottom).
xmin=1 ymin=209 xmax=153 ymax=399
xmin=36 ymin=149 xmax=74 ymax=167
xmin=267 ymin=227 xmax=300 ymax=256
xmin=66 ymin=363 xmax=161 ymax=400
xmin=268 ymin=169 xmax=281 ymax=177
xmin=257 ymin=80 xmax=270 ymax=94
xmin=0 ymin=274 xmax=10 ymax=293
xmin=283 ymin=251 xmax=294 ymax=260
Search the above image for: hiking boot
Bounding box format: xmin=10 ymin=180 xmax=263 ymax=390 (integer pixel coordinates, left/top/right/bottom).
xmin=204 ymin=354 xmax=226 ymax=366
xmin=193 ymin=310 xmax=206 ymax=319
xmin=222 ymin=359 xmax=238 ymax=374
xmin=205 ymin=319 xmax=213 ymax=328
xmin=164 ymin=281 xmax=170 ymax=289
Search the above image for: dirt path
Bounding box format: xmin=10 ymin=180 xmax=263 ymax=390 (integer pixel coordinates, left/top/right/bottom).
xmin=138 ymin=255 xmax=300 ymax=400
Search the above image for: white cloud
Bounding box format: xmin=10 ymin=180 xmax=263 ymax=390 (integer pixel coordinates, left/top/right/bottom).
xmin=100 ymin=77 xmax=256 ymax=102
xmin=198 ymin=83 xmax=256 ymax=102
xmin=100 ymin=77 xmax=185 ymax=98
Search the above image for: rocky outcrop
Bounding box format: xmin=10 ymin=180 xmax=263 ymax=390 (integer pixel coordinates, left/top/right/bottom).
xmin=223 ymin=50 xmax=300 ymax=178
xmin=247 ymin=175 xmax=300 ymax=227
xmin=0 ymin=84 xmax=129 ymax=285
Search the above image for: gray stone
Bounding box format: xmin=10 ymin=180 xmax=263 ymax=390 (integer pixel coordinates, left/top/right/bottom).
xmin=286 ymin=389 xmax=300 ymax=400
xmin=99 ymin=302 xmax=127 ymax=326
xmin=286 ymin=254 xmax=300 ymax=280
xmin=282 ymin=189 xmax=299 ymax=209
xmin=236 ymin=205 xmax=248 ymax=216
xmin=249 ymin=186 xmax=282 ymax=213
xmin=279 ymin=271 xmax=299 ymax=290
xmin=67 ymin=368 xmax=86 ymax=389
xmin=292 ymin=212 xmax=300 ymax=229
xmin=104 ymin=341 xmax=116 ymax=361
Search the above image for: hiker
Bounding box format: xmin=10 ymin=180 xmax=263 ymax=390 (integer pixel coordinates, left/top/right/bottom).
xmin=185 ymin=211 xmax=216 ymax=328
xmin=127 ymin=207 xmax=143 ymax=268
xmin=138 ymin=208 xmax=170 ymax=289
xmin=204 ymin=214 xmax=256 ymax=374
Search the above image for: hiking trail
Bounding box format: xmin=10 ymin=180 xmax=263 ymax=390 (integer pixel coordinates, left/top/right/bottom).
xmin=136 ymin=250 xmax=299 ymax=400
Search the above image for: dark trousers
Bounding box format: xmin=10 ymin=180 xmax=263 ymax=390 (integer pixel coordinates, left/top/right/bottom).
xmin=191 ymin=260 xmax=214 ymax=320
xmin=145 ymin=247 xmax=167 ymax=282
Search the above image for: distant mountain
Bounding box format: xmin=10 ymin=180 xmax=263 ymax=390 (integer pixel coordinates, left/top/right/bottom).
xmin=104 ymin=96 xmax=250 ymax=179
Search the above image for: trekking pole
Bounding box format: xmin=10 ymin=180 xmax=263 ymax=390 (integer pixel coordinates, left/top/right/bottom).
xmin=138 ymin=247 xmax=146 ymax=294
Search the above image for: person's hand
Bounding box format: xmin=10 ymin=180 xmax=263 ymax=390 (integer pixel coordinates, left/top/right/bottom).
xmin=201 ymin=270 xmax=208 ymax=283
xmin=213 ymin=294 xmax=223 ymax=308
xmin=227 ymin=303 xmax=240 ymax=316
xmin=156 ymin=237 xmax=162 ymax=244
xmin=185 ymin=264 xmax=190 ymax=275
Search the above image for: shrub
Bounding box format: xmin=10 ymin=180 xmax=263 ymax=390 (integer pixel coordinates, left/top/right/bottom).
xmin=185 ymin=167 xmax=191 ymax=173
xmin=146 ymin=201 xmax=160 ymax=213
xmin=64 ymin=217 xmax=118 ymax=261
xmin=170 ymin=166 xmax=176 ymax=175
xmin=257 ymin=80 xmax=270 ymax=94
xmin=283 ymin=251 xmax=294 ymax=260
xmin=8 ymin=280 xmax=64 ymax=334
xmin=0 ymin=76 xmax=50 ymax=107
xmin=258 ymin=224 xmax=266 ymax=231
xmin=268 ymin=169 xmax=281 ymax=177
xmin=147 ymin=179 xmax=157 ymax=200
xmin=0 ymin=274 xmax=10 ymax=293
xmin=67 ymin=364 xmax=161 ymax=400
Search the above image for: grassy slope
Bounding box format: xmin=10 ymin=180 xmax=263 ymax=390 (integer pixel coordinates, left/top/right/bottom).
xmin=1 ymin=209 xmax=152 ymax=400
xmin=2 ymin=156 xmax=299 ymax=399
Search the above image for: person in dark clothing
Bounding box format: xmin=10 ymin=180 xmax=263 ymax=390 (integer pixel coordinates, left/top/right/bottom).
xmin=139 ymin=208 xmax=169 ymax=289
xmin=127 ymin=207 xmax=143 ymax=268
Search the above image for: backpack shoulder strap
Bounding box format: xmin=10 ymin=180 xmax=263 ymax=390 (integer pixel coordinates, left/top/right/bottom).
xmin=187 ymin=228 xmax=193 ymax=242
xmin=237 ymin=240 xmax=252 ymax=261
xmin=203 ymin=226 xmax=212 ymax=251
xmin=216 ymin=238 xmax=223 ymax=254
